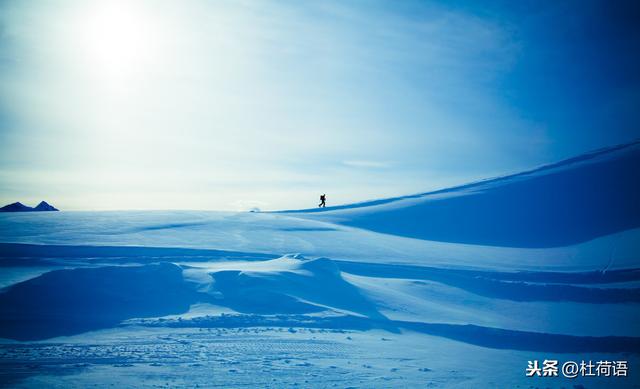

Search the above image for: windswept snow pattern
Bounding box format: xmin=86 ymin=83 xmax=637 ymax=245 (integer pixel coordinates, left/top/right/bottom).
xmin=1 ymin=142 xmax=640 ymax=387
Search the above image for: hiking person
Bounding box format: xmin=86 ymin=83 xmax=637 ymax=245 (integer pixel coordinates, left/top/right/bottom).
xmin=319 ymin=194 xmax=326 ymax=208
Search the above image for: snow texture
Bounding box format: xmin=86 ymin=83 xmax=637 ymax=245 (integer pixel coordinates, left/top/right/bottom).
xmin=0 ymin=141 xmax=639 ymax=387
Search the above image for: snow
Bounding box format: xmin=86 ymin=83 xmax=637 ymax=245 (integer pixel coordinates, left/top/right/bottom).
xmin=1 ymin=211 xmax=639 ymax=272
xmin=283 ymin=140 xmax=640 ymax=248
xmin=0 ymin=142 xmax=639 ymax=387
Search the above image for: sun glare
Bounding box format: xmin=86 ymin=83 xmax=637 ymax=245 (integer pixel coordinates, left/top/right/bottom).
xmin=77 ymin=1 xmax=157 ymax=81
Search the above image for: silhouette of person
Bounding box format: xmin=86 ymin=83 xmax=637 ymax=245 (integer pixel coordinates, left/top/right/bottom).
xmin=319 ymin=194 xmax=326 ymax=208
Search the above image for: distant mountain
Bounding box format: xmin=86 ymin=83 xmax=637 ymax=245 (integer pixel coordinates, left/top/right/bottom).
xmin=0 ymin=202 xmax=33 ymax=212
xmin=33 ymin=201 xmax=58 ymax=212
xmin=0 ymin=201 xmax=59 ymax=212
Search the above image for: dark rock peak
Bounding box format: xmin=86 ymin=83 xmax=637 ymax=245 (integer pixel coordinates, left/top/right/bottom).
xmin=0 ymin=201 xmax=59 ymax=212
xmin=34 ymin=201 xmax=59 ymax=212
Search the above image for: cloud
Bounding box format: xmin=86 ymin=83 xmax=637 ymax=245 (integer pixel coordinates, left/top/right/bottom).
xmin=342 ymin=160 xmax=393 ymax=169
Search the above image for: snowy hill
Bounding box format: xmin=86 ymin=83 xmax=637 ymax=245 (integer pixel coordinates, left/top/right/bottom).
xmin=284 ymin=141 xmax=640 ymax=248
xmin=0 ymin=143 xmax=638 ymax=387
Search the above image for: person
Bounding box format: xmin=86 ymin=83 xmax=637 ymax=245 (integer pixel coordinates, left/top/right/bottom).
xmin=319 ymin=194 xmax=326 ymax=208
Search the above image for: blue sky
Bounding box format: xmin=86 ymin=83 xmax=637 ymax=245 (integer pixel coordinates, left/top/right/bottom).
xmin=0 ymin=0 xmax=638 ymax=210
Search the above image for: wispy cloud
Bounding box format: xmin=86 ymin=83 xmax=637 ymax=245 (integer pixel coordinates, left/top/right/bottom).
xmin=343 ymin=160 xmax=393 ymax=169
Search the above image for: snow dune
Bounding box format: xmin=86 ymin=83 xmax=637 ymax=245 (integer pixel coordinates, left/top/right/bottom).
xmin=284 ymin=140 xmax=640 ymax=248
xmin=1 ymin=249 xmax=639 ymax=349
xmin=0 ymin=262 xmax=194 ymax=340
xmin=0 ymin=141 xmax=639 ymax=386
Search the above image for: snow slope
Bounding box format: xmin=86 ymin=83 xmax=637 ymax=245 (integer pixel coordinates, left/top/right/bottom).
xmin=283 ymin=140 xmax=640 ymax=248
xmin=0 ymin=141 xmax=639 ymax=387
xmin=1 ymin=211 xmax=639 ymax=272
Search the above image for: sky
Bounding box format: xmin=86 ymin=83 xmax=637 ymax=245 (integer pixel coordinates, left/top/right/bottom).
xmin=0 ymin=0 xmax=639 ymax=211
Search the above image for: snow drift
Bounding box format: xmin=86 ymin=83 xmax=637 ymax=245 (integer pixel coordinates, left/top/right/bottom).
xmin=0 ymin=263 xmax=195 ymax=340
xmin=285 ymin=141 xmax=640 ymax=247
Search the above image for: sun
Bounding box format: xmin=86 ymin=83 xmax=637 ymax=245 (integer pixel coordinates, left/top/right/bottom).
xmin=76 ymin=1 xmax=158 ymax=82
